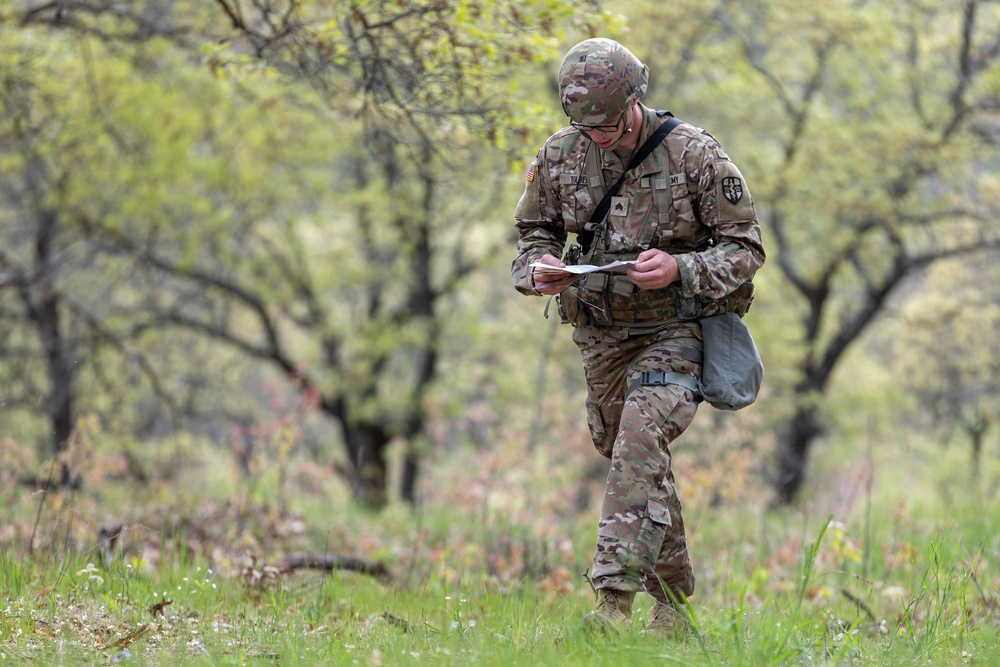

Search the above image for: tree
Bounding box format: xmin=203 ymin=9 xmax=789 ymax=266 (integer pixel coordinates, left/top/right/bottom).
xmin=0 ymin=31 xmax=163 ymax=486
xmin=4 ymin=0 xmax=596 ymax=505
xmin=749 ymin=0 xmax=1000 ymax=502
xmin=144 ymin=0 xmax=592 ymax=506
xmin=626 ymin=0 xmax=1000 ymax=502
xmin=0 ymin=27 xmax=275 ymax=484
xmin=888 ymin=255 xmax=1000 ymax=472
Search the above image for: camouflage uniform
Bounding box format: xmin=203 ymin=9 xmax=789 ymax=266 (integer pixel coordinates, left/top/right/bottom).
xmin=511 ymin=39 xmax=765 ymax=605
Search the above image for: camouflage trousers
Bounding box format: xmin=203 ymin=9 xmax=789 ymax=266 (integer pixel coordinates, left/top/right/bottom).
xmin=572 ymin=321 xmax=702 ymax=603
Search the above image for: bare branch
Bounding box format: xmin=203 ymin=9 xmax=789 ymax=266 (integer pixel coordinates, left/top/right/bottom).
xmin=768 ymin=211 xmax=814 ymax=299
xmin=942 ymin=0 xmax=977 ymax=138
xmin=20 ymin=0 xmax=189 ymax=45
xmin=905 ymin=23 xmax=932 ymax=129
xmin=58 ymin=294 xmax=181 ymax=416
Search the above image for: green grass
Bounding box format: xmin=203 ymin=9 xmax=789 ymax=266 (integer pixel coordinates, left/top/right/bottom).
xmin=2 ymin=543 xmax=996 ymax=666
xmin=2 ymin=434 xmax=999 ymax=665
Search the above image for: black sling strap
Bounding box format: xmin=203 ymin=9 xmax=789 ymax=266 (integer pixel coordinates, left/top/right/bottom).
xmin=580 ymin=113 xmax=683 ymax=255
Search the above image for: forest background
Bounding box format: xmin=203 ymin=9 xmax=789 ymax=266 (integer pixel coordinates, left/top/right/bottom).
xmin=1 ymin=0 xmax=1000 ymax=665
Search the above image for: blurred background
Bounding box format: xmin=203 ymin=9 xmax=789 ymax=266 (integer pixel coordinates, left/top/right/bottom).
xmin=1 ymin=0 xmax=999 ymax=579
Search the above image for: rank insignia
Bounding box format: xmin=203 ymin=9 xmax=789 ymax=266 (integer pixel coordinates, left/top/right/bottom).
xmin=610 ymin=196 xmax=629 ymax=217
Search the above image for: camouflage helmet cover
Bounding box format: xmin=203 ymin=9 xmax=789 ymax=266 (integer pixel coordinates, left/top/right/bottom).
xmin=559 ymin=38 xmax=649 ymax=126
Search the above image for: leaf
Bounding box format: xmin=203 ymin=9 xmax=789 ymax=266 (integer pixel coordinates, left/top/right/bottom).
xmin=148 ymin=598 xmax=172 ymax=617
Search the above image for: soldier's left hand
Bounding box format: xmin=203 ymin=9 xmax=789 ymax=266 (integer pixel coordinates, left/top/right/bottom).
xmin=628 ymin=249 xmax=681 ymax=290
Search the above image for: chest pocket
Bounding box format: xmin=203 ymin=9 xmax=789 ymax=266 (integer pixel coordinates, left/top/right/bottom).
xmin=558 ymin=173 xmax=594 ymax=235
xmin=663 ymin=172 xmax=709 ymax=250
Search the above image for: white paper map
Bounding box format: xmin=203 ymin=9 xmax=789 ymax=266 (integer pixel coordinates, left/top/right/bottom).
xmin=529 ymin=260 xmax=636 ymax=275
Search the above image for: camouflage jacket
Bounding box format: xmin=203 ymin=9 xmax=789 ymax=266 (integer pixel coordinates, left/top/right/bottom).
xmin=511 ymin=106 xmax=765 ymax=322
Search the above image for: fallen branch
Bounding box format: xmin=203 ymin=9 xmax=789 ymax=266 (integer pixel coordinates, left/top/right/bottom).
xmin=275 ymin=553 xmax=391 ymax=581
xmin=382 ymin=612 xmax=413 ymax=632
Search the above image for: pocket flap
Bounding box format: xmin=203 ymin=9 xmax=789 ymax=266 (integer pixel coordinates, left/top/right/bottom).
xmin=646 ymin=496 xmax=672 ymax=527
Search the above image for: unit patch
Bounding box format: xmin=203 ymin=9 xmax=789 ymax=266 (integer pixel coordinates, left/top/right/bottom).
xmin=715 ymin=160 xmax=755 ymax=222
xmin=722 ymin=176 xmax=743 ymax=205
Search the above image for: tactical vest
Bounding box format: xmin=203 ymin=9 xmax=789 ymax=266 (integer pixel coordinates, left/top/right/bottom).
xmin=556 ymin=117 xmax=754 ymax=328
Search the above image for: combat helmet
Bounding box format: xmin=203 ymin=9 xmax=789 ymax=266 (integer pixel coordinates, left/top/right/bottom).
xmin=559 ymin=38 xmax=649 ymax=127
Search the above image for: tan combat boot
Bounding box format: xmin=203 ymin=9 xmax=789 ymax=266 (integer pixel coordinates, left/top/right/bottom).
xmin=643 ymin=601 xmax=690 ymax=637
xmin=582 ymin=589 xmax=635 ymax=632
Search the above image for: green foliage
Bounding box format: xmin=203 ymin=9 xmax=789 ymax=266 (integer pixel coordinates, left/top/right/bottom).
xmin=871 ymin=252 xmax=1000 ymax=462
xmin=0 ymin=22 xmax=335 ymax=458
xmin=4 ymin=2 xmax=1000 ymax=662
xmin=622 ymin=0 xmax=1000 ymax=499
xmin=2 ymin=424 xmax=1000 ymax=666
xmin=2 ymin=0 xmax=1000 ymax=513
xmin=3 ymin=0 xmax=620 ymax=503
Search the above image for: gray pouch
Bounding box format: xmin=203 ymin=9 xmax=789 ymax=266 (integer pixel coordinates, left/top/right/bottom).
xmin=700 ymin=312 xmax=764 ymax=410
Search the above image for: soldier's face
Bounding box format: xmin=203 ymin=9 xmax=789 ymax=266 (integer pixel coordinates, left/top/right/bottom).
xmin=577 ymin=101 xmax=638 ymax=150
xmin=578 ymin=111 xmax=626 ymax=149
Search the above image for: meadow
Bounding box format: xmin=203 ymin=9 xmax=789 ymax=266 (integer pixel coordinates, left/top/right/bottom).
xmin=1 ymin=420 xmax=998 ymax=667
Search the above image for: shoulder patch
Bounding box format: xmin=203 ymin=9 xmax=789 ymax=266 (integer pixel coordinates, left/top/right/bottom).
xmin=526 ymin=161 xmax=536 ymax=182
xmin=514 ymin=166 xmax=542 ymax=221
xmin=714 ymin=160 xmax=754 ymax=223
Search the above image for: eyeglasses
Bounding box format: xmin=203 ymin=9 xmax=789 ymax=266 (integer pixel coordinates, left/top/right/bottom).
xmin=570 ymin=110 xmax=625 ymax=133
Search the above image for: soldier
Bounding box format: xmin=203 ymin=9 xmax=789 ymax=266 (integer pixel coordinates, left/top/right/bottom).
xmin=511 ymin=38 xmax=765 ymax=634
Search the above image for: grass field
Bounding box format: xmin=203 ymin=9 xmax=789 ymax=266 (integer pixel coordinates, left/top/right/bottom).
xmin=1 ymin=426 xmax=999 ymax=666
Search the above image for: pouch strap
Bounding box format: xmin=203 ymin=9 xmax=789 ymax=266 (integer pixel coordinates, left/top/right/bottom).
xmin=683 ymin=347 xmax=703 ymax=363
xmin=580 ymin=115 xmax=683 ymax=254
xmin=626 ymin=370 xmax=701 ymax=399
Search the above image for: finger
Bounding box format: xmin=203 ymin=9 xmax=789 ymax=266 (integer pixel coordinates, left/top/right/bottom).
xmin=541 ymin=278 xmax=572 ymax=286
xmin=636 ymin=249 xmax=657 ymax=264
xmin=538 ymin=255 xmax=567 ymax=268
xmin=635 ymin=255 xmax=659 ymax=271
xmin=535 ymin=271 xmax=568 ymax=282
xmin=628 ymin=266 xmax=651 ymax=278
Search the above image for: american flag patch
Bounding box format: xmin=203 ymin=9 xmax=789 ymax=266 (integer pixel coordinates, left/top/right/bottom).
xmin=526 ymin=162 xmax=536 ymax=182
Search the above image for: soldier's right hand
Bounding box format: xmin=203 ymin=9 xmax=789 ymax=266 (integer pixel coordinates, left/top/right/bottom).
xmin=532 ymin=254 xmax=575 ymax=295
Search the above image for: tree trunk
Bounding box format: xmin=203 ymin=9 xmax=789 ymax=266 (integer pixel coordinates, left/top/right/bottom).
xmin=400 ymin=446 xmax=419 ymax=505
xmin=37 ymin=293 xmax=75 ymax=487
xmin=775 ymin=402 xmax=824 ymax=504
xmin=967 ymin=421 xmax=987 ymax=480
xmin=343 ymin=422 xmax=391 ymax=508
xmin=29 ymin=208 xmax=76 ymax=487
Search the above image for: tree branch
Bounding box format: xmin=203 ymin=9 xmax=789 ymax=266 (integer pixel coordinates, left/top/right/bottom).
xmin=58 ymin=294 xmax=181 ymax=416
xmin=20 ymin=0 xmax=189 ymax=44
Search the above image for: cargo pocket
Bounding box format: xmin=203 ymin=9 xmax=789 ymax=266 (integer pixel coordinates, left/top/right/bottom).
xmin=630 ymin=496 xmax=673 ymax=572
xmin=585 ymin=397 xmax=615 ymax=458
xmin=578 ymin=273 xmax=612 ymax=327
xmin=559 ymin=181 xmax=593 ymax=235
xmin=556 ymin=287 xmax=585 ymax=326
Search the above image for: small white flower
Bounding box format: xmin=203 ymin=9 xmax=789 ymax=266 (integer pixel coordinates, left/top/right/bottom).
xmin=75 ymin=563 xmax=104 ymax=585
